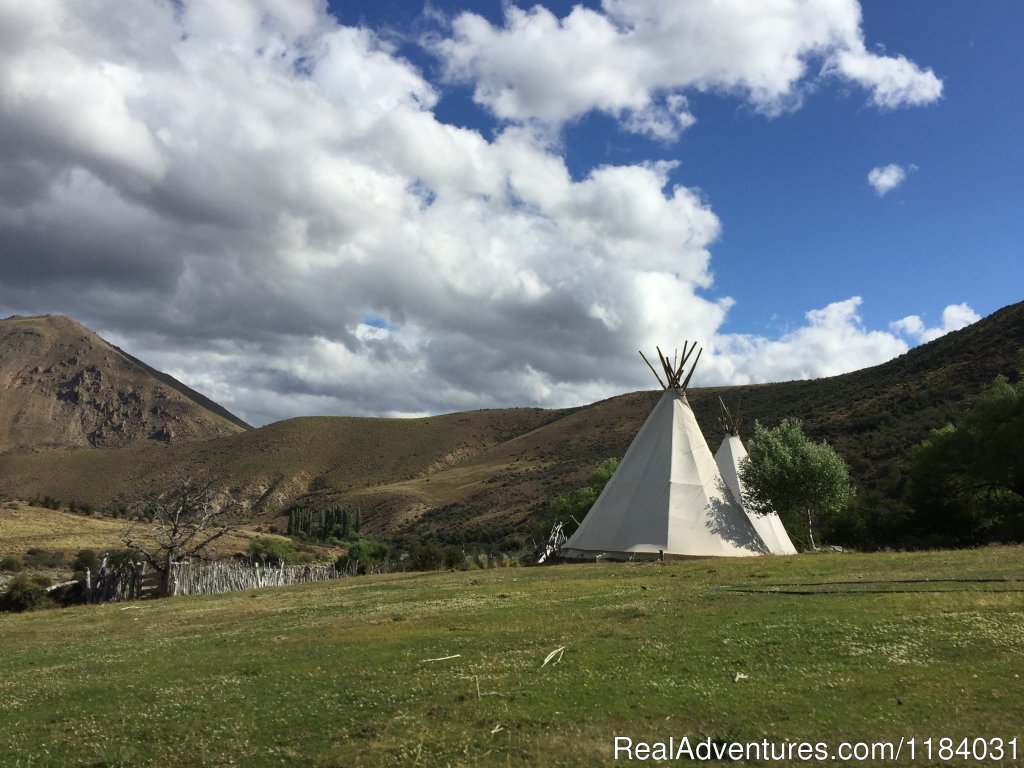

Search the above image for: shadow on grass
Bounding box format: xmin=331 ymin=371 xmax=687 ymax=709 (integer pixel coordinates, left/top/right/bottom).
xmin=716 ymin=578 xmax=1024 ymax=595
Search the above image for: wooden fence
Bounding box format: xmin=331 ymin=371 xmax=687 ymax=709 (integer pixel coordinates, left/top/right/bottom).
xmin=83 ymin=559 xmax=154 ymax=604
xmin=168 ymin=560 xmax=344 ymax=597
xmin=76 ymin=556 xmax=404 ymax=604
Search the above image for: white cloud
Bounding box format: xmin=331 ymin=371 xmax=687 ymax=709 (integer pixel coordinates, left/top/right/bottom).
xmin=0 ymin=1 xmax=954 ymax=425
xmin=0 ymin=0 xmax=732 ymax=423
xmin=707 ymin=297 xmax=910 ymax=385
xmin=868 ymin=163 xmax=918 ymax=196
xmin=623 ymin=94 xmax=697 ymax=141
xmin=828 ymin=45 xmax=943 ymax=109
xmin=892 ymin=303 xmax=981 ymax=344
xmin=433 ymin=0 xmax=942 ymax=130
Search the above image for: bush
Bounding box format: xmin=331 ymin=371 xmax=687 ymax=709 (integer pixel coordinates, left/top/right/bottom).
xmin=336 ymin=538 xmax=390 ymax=574
xmin=0 ymin=554 xmax=24 ymax=572
xmin=408 ymin=539 xmax=445 ymax=571
xmin=23 ymin=548 xmax=64 ymax=569
xmin=106 ymin=549 xmax=139 ymax=568
xmin=443 ymin=545 xmax=468 ymax=570
xmin=71 ymin=549 xmax=101 ymax=573
xmin=247 ymin=536 xmax=299 ymax=565
xmin=1 ymin=574 xmax=51 ymax=612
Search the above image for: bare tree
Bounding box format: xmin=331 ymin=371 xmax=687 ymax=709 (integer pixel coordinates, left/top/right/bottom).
xmin=121 ymin=475 xmax=243 ymax=597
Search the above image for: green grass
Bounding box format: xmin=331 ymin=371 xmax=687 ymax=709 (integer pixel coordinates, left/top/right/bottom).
xmin=2 ymin=547 xmax=1023 ymax=767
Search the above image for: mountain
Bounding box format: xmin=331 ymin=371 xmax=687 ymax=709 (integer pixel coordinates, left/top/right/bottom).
xmin=0 ymin=302 xmax=1021 ymax=546
xmin=0 ymin=314 xmax=249 ymax=451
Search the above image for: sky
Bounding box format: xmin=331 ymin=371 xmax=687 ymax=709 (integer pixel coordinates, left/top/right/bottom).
xmin=1 ymin=0 xmax=1021 ymax=426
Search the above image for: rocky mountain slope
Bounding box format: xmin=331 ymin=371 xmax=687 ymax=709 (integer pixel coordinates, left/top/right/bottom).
xmin=0 ymin=315 xmax=249 ymax=451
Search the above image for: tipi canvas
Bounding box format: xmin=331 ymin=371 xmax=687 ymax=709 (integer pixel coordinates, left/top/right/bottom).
xmin=715 ymin=433 xmax=798 ymax=555
xmin=561 ymin=345 xmax=768 ymax=560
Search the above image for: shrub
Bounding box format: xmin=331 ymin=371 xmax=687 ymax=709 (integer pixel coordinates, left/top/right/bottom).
xmin=71 ymin=549 xmax=101 ymax=573
xmin=408 ymin=539 xmax=445 ymax=571
xmin=443 ymin=545 xmax=467 ymax=570
xmin=106 ymin=549 xmax=138 ymax=568
xmin=23 ymin=549 xmax=64 ymax=569
xmin=0 ymin=554 xmax=24 ymax=572
xmin=1 ymin=574 xmax=51 ymax=612
xmin=336 ymin=538 xmax=390 ymax=574
xmin=247 ymin=536 xmax=299 ymax=565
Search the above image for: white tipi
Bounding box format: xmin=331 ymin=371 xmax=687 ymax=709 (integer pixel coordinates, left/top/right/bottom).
xmin=561 ymin=344 xmax=769 ymax=560
xmin=714 ymin=399 xmax=798 ymax=556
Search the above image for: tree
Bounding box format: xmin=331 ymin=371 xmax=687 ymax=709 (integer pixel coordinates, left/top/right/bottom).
xmin=907 ymin=374 xmax=1024 ymax=545
xmin=246 ymin=536 xmax=299 ymax=565
xmin=740 ymin=419 xmax=853 ymax=550
xmin=121 ymin=475 xmax=244 ymax=597
xmin=533 ymin=457 xmax=619 ymax=543
xmin=590 ymin=458 xmax=619 ymax=489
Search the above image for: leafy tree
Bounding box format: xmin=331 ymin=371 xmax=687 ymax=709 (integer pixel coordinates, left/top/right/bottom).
xmin=907 ymin=374 xmax=1024 ymax=545
xmin=337 ymin=538 xmax=391 ymax=574
xmin=246 ymin=536 xmax=299 ymax=565
xmin=287 ymin=505 xmax=359 ymax=541
xmin=740 ymin=419 xmax=853 ymax=550
xmin=590 ymin=458 xmax=619 ymax=489
xmin=535 ymin=457 xmax=620 ymax=542
xmin=121 ymin=475 xmax=244 ymax=597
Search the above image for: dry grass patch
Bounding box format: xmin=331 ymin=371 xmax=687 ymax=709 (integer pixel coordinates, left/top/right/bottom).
xmin=0 ymin=501 xmax=285 ymax=561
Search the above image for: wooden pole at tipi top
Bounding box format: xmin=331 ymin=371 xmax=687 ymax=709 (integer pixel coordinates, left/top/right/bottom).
xmin=638 ymin=342 xmax=703 ymax=393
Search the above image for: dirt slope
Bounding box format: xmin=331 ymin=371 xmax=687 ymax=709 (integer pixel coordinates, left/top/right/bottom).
xmin=0 ymin=314 xmax=249 ymax=451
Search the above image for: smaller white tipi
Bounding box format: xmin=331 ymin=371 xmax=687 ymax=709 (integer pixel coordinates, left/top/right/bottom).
xmin=713 ymin=399 xmax=798 ymax=555
xmin=561 ymin=344 xmax=769 ymax=560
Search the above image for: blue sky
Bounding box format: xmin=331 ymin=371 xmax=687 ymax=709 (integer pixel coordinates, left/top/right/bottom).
xmin=405 ymin=0 xmax=1021 ymax=334
xmin=0 ymin=1 xmax=1020 ymax=424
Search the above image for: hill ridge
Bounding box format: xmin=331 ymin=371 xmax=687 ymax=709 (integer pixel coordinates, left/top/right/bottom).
xmin=0 ymin=314 xmax=249 ymax=451
xmin=0 ymin=301 xmax=1021 ymax=547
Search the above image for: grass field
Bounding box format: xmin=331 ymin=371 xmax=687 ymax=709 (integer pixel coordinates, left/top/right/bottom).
xmin=1 ymin=547 xmax=1023 ymax=767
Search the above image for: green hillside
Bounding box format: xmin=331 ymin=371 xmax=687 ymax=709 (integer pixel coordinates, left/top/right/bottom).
xmin=2 ymin=546 xmax=1022 ymax=766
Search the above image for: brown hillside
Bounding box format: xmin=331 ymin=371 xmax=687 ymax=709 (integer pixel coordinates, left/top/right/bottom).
xmin=0 ymin=407 xmax=569 ymax=522
xmin=348 ymin=300 xmax=1024 ymax=541
xmin=0 ymin=315 xmax=249 ymax=451
xmin=0 ymin=301 xmax=1021 ymax=546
